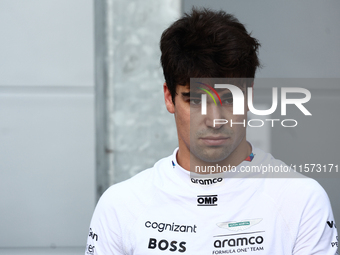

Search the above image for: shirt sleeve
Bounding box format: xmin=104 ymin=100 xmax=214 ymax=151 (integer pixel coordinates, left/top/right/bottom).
xmin=85 ymin=189 xmax=126 ymax=255
xmin=292 ymin=180 xmax=338 ymax=255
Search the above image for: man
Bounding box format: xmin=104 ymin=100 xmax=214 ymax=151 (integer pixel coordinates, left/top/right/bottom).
xmin=86 ymin=8 xmax=338 ymax=254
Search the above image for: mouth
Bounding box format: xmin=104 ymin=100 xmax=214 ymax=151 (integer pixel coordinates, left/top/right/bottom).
xmin=200 ymin=136 xmax=229 ymax=146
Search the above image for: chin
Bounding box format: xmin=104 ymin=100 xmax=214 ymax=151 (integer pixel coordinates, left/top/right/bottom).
xmin=190 ymin=146 xmax=233 ymax=164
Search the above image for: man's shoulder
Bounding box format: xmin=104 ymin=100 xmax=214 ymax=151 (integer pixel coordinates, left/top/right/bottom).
xmin=251 ymin=147 xmax=330 ymax=204
xmin=98 ymin=153 xmax=172 ymax=208
xmin=261 ymin=174 xmax=328 ymax=201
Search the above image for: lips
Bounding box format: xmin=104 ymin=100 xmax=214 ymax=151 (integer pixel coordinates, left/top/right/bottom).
xmin=200 ymin=136 xmax=229 ymax=146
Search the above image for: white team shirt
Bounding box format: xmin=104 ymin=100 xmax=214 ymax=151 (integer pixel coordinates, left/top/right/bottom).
xmin=85 ymin=147 xmax=338 ymax=254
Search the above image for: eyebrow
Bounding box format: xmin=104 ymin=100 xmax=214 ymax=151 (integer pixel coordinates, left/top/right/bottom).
xmin=220 ymin=92 xmax=233 ymax=98
xmin=181 ymin=91 xmax=234 ymax=98
xmin=181 ymin=92 xmax=203 ymax=97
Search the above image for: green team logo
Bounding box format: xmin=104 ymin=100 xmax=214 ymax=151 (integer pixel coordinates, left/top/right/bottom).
xmin=228 ymin=221 xmax=250 ymax=228
xmin=217 ymin=218 xmax=262 ymax=232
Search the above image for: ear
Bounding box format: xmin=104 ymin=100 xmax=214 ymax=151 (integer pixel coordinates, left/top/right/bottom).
xmin=164 ymin=83 xmax=175 ymax=114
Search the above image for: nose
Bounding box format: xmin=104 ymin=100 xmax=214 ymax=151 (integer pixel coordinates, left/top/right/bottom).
xmin=205 ymin=102 xmax=225 ymax=129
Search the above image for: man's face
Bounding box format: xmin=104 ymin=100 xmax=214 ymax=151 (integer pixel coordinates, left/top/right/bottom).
xmin=164 ymin=82 xmax=248 ymax=166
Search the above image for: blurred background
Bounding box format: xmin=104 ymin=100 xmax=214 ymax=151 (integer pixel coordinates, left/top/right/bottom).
xmin=0 ymin=0 xmax=339 ymax=254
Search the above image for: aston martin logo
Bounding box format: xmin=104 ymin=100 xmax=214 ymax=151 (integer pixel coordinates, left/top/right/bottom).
xmin=216 ymin=218 xmax=262 ymax=231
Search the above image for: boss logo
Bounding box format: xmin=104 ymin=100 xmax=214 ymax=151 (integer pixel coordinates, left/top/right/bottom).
xmin=197 ymin=195 xmax=218 ymax=206
xmin=148 ymin=238 xmax=186 ymax=252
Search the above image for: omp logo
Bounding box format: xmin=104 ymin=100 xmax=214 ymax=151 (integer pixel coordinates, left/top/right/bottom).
xmin=197 ymin=195 xmax=218 ymax=206
xmin=145 ymin=221 xmax=197 ymax=233
xmin=191 ymin=177 xmax=223 ymax=185
xmin=214 ymin=235 xmax=264 ymax=248
xmin=327 ymin=221 xmax=337 ymax=228
xmin=217 ymin=219 xmax=262 ymax=232
xmin=148 ymin=238 xmax=186 ymax=253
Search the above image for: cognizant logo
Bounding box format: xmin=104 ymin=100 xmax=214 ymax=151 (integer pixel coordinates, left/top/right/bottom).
xmin=197 ymin=82 xmax=312 ymax=128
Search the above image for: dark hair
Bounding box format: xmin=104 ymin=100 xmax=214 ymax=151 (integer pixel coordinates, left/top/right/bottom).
xmin=160 ymin=8 xmax=261 ymax=103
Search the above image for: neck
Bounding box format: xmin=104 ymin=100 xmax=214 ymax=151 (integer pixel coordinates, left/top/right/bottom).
xmin=177 ymin=138 xmax=252 ymax=173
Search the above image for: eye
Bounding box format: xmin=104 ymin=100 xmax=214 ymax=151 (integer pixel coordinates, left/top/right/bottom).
xmin=222 ymin=96 xmax=233 ymax=105
xmin=189 ymin=98 xmax=201 ymax=105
